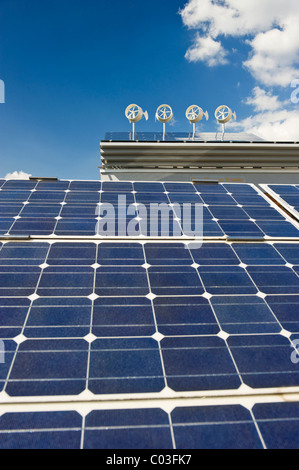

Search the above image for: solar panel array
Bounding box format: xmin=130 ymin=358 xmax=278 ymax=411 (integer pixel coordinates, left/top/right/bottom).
xmin=0 ymin=179 xmax=299 ymax=449
xmin=0 ymin=180 xmax=298 ymax=239
xmin=104 ymin=132 xmax=266 ymax=142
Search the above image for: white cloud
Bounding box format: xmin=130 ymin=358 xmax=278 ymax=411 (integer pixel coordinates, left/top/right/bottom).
xmin=245 ymin=87 xmax=284 ymax=112
xmin=185 ymin=34 xmax=228 ymax=66
xmin=4 ymin=171 xmax=32 ymax=180
xmin=235 ymin=109 xmax=299 ymax=141
xmin=180 ymin=0 xmax=299 ymax=86
xmin=235 ymin=87 xmax=299 ymax=141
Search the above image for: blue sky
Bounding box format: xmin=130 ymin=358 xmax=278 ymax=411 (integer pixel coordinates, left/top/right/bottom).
xmin=0 ymin=0 xmax=298 ymax=179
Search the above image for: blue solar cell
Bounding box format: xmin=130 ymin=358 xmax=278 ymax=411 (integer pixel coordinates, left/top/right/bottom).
xmin=172 ymin=405 xmax=263 ymax=450
xmin=0 ymin=298 xmax=30 ymax=338
xmin=7 ymin=339 xmax=88 ymax=397
xmin=0 ymin=180 xmax=5 ymax=188
xmin=1 ymin=181 xmax=36 ymax=191
xmin=101 ymin=192 xmax=135 ymax=204
xmin=202 ymin=221 xmax=224 ymax=236
xmin=193 ymin=184 xmax=228 ymax=194
xmin=89 ymin=338 xmax=164 ymax=394
xmin=232 ymin=195 xmax=269 ymax=206
xmin=0 ymin=204 xmax=23 ymax=217
xmin=232 ymin=243 xmax=285 ymax=265
xmin=139 ymin=219 xmax=182 ymax=237
xmin=266 ymin=296 xmax=299 ymax=333
xmin=253 ymin=402 xmax=299 ymax=449
xmin=0 ymin=266 xmax=41 ymax=297
xmin=161 ymin=336 xmax=241 ymax=391
xmin=228 ymin=335 xmax=299 ymax=388
xmin=247 ymin=265 xmax=299 ymax=294
xmin=0 ymin=410 xmax=82 ymax=430
xmin=65 ymin=192 xmax=100 ymax=204
xmin=168 ymin=193 xmax=203 ymax=204
xmin=35 ymin=181 xmax=70 ymax=191
xmin=25 ymin=298 xmax=92 ymax=338
xmin=97 ymin=243 xmax=144 ymax=265
xmin=135 ymin=193 xmax=169 ymax=204
xmin=190 ymin=243 xmax=240 ymax=265
xmin=256 ymin=221 xmax=299 ymax=238
xmin=211 ymin=296 xmax=281 ymax=335
xmin=133 ymin=182 xmax=164 ymax=193
xmin=37 ymin=266 xmax=94 ymax=297
xmin=0 ymin=243 xmax=49 ymax=266
xmin=102 ymin=182 xmax=133 ymax=192
xmin=69 ymin=181 xmax=101 ymax=191
xmin=200 ymin=194 xmax=237 ymax=205
xmin=218 ymin=220 xmax=264 ymax=237
xmin=164 ymin=183 xmax=196 ymax=193
xmin=154 ymin=297 xmax=219 ymax=336
xmin=0 ymin=218 xmax=14 ymax=234
xmin=275 ymin=243 xmax=299 ymax=264
xmin=209 ymin=206 xmax=249 ymax=220
xmin=20 ymin=204 xmax=61 ymax=218
xmin=95 ymin=267 xmax=149 ymax=296
xmin=86 ymin=407 xmax=168 ymax=427
xmin=0 ymin=191 xmax=30 ymax=202
xmin=60 ymin=205 xmax=97 ymax=218
xmin=47 ymin=243 xmax=96 ymax=265
xmin=145 ymin=243 xmax=192 ymax=265
xmin=9 ymin=218 xmax=56 ymax=236
xmin=0 ymin=341 xmax=18 ymax=392
xmin=269 ymin=185 xmax=299 ymax=196
xmin=0 ymin=427 xmax=81 ymax=449
xmin=243 ymin=206 xmax=285 ymax=220
xmin=223 ymin=184 xmax=258 ymax=194
xmin=92 ymin=297 xmax=155 ymax=337
xmin=84 ymin=409 xmax=171 ymax=450
xmin=55 ymin=219 xmax=97 ymax=236
xmin=29 ymin=192 xmax=65 ymax=204
xmin=148 ymin=266 xmax=204 ymax=296
xmin=198 ymin=266 xmax=257 ymax=295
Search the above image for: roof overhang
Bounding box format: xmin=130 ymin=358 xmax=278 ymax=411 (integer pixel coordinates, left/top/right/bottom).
xmin=100 ymin=141 xmax=299 ymax=170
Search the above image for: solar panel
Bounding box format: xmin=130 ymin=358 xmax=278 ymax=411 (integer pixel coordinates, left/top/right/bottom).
xmin=0 ymin=240 xmax=298 ymax=399
xmin=263 ymin=184 xmax=299 ymax=221
xmin=0 ymin=402 xmax=298 ymax=449
xmin=104 ymin=132 xmax=265 ymax=143
xmin=0 ymin=180 xmax=298 ymax=239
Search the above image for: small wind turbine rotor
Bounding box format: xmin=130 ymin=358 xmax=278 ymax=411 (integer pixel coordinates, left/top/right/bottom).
xmin=156 ymin=104 xmax=173 ymax=141
xmin=215 ymin=105 xmax=236 ymax=124
xmin=156 ymin=105 xmax=173 ymax=123
xmin=215 ymin=105 xmax=237 ymax=141
xmin=186 ymin=105 xmax=209 ymax=140
xmin=125 ymin=104 xmax=149 ymax=140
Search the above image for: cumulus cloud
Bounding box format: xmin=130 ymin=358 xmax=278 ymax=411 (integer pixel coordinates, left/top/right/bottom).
xmin=244 ymin=87 xmax=285 ymax=112
xmin=180 ymin=0 xmax=299 ymax=86
xmin=185 ymin=34 xmax=228 ymax=66
xmin=4 ymin=171 xmax=32 ymax=180
xmin=235 ymin=87 xmax=299 ymax=141
xmin=235 ymin=109 xmax=299 ymax=141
